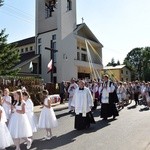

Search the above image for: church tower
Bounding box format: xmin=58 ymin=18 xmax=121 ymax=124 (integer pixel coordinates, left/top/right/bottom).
xmin=35 ymin=0 xmax=77 ymax=83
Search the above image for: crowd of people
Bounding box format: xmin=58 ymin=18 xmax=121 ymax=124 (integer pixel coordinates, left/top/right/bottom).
xmin=0 ymin=75 xmax=150 ymax=149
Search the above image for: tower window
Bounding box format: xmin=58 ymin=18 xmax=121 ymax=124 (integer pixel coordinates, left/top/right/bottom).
xmin=67 ymin=0 xmax=72 ymax=11
xmin=38 ymin=45 xmax=41 ymax=54
xmin=38 ymin=38 xmax=41 ymax=43
xmin=45 ymin=0 xmax=56 ymax=18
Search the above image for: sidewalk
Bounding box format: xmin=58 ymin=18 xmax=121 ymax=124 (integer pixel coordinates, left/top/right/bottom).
xmin=34 ymin=102 xmax=68 ymax=113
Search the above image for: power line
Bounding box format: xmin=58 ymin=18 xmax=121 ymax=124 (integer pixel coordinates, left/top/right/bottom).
xmin=0 ymin=9 xmax=34 ymax=24
xmin=5 ymin=4 xmax=34 ymax=20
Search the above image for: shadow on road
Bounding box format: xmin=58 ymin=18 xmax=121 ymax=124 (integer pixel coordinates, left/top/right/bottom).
xmin=127 ymin=105 xmax=137 ymax=109
xmin=31 ymin=130 xmax=83 ymax=150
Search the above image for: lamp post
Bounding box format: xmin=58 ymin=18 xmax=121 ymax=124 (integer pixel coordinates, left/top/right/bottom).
xmin=45 ymin=46 xmax=58 ymax=83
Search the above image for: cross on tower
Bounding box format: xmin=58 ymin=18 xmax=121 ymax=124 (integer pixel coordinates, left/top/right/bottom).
xmin=81 ymin=17 xmax=84 ymax=23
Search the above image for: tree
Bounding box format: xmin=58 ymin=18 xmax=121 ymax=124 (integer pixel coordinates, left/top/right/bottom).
xmin=0 ymin=0 xmax=3 ymax=6
xmin=0 ymin=29 xmax=20 ymax=75
xmin=107 ymin=58 xmax=116 ymax=66
xmin=116 ymin=60 xmax=120 ymax=65
xmin=124 ymin=47 xmax=150 ymax=81
xmin=142 ymin=47 xmax=150 ymax=81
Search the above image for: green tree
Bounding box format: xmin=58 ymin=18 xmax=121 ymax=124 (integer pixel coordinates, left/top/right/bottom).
xmin=107 ymin=58 xmax=117 ymax=66
xmin=0 ymin=29 xmax=20 ymax=75
xmin=124 ymin=47 xmax=150 ymax=81
xmin=116 ymin=60 xmax=120 ymax=65
xmin=142 ymin=47 xmax=150 ymax=81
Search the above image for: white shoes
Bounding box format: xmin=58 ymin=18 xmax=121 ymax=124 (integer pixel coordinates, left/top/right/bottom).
xmin=44 ymin=135 xmax=53 ymax=140
xmin=26 ymin=139 xmax=32 ymax=149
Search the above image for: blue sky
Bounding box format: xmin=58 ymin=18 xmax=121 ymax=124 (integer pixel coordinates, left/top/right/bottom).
xmin=0 ymin=0 xmax=150 ymax=66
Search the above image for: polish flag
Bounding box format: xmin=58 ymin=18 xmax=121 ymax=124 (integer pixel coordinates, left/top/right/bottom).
xmin=47 ymin=59 xmax=53 ymax=73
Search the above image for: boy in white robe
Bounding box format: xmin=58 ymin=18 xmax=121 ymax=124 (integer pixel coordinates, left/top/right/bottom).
xmin=71 ymin=80 xmax=95 ymax=130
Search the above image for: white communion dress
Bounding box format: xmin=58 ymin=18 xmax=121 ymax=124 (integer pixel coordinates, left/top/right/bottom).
xmin=38 ymin=97 xmax=58 ymax=129
xmin=25 ymin=99 xmax=37 ymax=133
xmin=0 ymin=105 xmax=14 ymax=149
xmin=2 ymin=95 xmax=12 ymax=120
xmin=8 ymin=101 xmax=33 ymax=139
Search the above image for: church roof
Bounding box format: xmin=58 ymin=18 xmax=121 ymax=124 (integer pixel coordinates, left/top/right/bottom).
xmin=11 ymin=36 xmax=35 ymax=47
xmin=13 ymin=51 xmax=39 ymax=69
xmin=74 ymin=23 xmax=103 ymax=47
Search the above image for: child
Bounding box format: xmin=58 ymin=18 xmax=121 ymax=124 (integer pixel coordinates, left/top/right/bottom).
xmin=8 ymin=90 xmax=33 ymax=150
xmin=0 ymin=95 xmax=14 ymax=149
xmin=38 ymin=90 xmax=58 ymax=140
xmin=2 ymin=88 xmax=12 ymax=121
xmin=22 ymin=91 xmax=37 ymax=134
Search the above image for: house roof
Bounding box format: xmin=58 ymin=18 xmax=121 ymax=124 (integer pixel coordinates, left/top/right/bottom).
xmin=74 ymin=23 xmax=103 ymax=47
xmin=13 ymin=51 xmax=40 ymax=69
xmin=103 ymin=65 xmax=126 ymax=70
xmin=11 ymin=36 xmax=35 ymax=47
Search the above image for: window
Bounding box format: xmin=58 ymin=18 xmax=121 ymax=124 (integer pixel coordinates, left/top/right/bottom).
xmin=52 ymin=34 xmax=56 ymax=40
xmin=121 ymin=70 xmax=123 ymax=74
xmin=53 ymin=65 xmax=57 ymax=73
xmin=30 ymin=46 xmax=33 ymax=51
xmin=32 ymin=63 xmax=38 ymax=74
xmin=53 ymin=76 xmax=57 ymax=84
xmin=126 ymin=71 xmax=128 ymax=75
xmin=53 ymin=52 xmax=57 ymax=63
xmin=81 ymin=48 xmax=86 ymax=51
xmin=21 ymin=48 xmax=24 ymax=53
xmin=77 ymin=46 xmax=79 ymax=49
xmin=38 ymin=38 xmax=41 ymax=44
xmin=38 ymin=45 xmax=41 ymax=54
xmin=67 ymin=0 xmax=72 ymax=11
xmin=51 ymin=41 xmax=56 ymax=50
xmin=81 ymin=53 xmax=87 ymax=61
xmin=25 ymin=47 xmax=28 ymax=52
xmin=77 ymin=52 xmax=80 ymax=60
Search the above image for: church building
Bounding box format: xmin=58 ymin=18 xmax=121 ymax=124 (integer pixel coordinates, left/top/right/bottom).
xmin=13 ymin=0 xmax=103 ymax=83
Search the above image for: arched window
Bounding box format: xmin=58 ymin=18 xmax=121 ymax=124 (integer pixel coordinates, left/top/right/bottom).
xmin=67 ymin=0 xmax=72 ymax=11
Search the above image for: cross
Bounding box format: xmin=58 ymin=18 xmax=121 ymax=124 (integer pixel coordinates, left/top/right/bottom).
xmin=81 ymin=17 xmax=84 ymax=23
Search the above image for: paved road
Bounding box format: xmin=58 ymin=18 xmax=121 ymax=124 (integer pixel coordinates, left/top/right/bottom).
xmin=7 ymin=102 xmax=150 ymax=150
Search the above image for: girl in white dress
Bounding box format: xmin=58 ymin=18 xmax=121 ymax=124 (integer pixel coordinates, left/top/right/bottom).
xmin=0 ymin=95 xmax=14 ymax=149
xmin=22 ymin=91 xmax=37 ymax=134
xmin=2 ymin=88 xmax=12 ymax=121
xmin=38 ymin=90 xmax=58 ymax=140
xmin=8 ymin=90 xmax=33 ymax=150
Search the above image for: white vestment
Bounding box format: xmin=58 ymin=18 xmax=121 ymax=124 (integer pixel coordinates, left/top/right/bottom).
xmin=71 ymin=87 xmax=94 ymax=116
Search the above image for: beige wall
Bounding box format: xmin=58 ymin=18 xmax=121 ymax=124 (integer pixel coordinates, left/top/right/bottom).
xmin=102 ymin=67 xmax=131 ymax=81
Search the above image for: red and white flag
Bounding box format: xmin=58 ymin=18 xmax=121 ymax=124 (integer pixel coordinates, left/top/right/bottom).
xmin=47 ymin=59 xmax=53 ymax=73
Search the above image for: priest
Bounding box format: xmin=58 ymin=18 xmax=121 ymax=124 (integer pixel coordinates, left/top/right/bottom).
xmin=100 ymin=75 xmax=119 ymax=120
xmin=71 ymin=80 xmax=95 ymax=130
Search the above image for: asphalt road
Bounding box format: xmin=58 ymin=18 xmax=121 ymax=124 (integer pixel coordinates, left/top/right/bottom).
xmin=7 ymin=102 xmax=150 ymax=150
